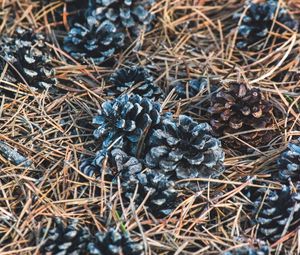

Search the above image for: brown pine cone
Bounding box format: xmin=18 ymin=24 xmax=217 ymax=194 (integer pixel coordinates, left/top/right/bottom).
xmin=209 ymin=82 xmax=275 ymax=150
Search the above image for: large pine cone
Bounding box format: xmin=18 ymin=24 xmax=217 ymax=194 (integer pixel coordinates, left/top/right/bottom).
xmin=63 ymin=15 xmax=125 ymax=65
xmin=209 ymin=82 xmax=275 ymax=151
xmin=87 ymin=228 xmax=144 ymax=255
xmin=89 ymin=0 xmax=155 ymax=36
xmin=0 ymin=28 xmax=57 ymax=90
xmin=93 ymin=94 xmax=161 ymax=156
xmin=246 ymin=183 xmax=300 ymax=242
xmin=277 ymin=142 xmax=300 ymax=183
xmin=223 ymin=245 xmax=269 ymax=255
xmin=107 ymin=66 xmax=163 ymax=100
xmin=145 ymin=114 xmax=224 ymax=189
xmin=234 ymin=0 xmax=298 ymax=51
xmin=40 ymin=218 xmax=91 ymax=254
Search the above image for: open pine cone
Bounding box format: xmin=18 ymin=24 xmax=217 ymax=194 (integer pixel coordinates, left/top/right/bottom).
xmin=246 ymin=183 xmax=300 ymax=242
xmin=209 ymin=82 xmax=275 ymax=151
xmin=80 ymin=148 xmax=178 ymax=217
xmin=89 ymin=0 xmax=155 ymax=37
xmin=0 ymin=27 xmax=57 ymax=90
xmin=234 ymin=0 xmax=298 ymax=51
xmin=40 ymin=218 xmax=144 ymax=255
xmin=63 ymin=15 xmax=125 ymax=65
xmin=145 ymin=114 xmax=224 ymax=189
xmin=277 ymin=141 xmax=300 ymax=183
xmin=173 ymin=78 xmax=207 ymax=99
xmin=40 ymin=218 xmax=91 ymax=254
xmin=107 ymin=66 xmax=163 ymax=100
xmin=87 ymin=228 xmax=144 ymax=255
xmin=93 ymin=94 xmax=161 ymax=156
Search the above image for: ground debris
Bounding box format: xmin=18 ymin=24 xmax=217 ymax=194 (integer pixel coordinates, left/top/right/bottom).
xmin=0 ymin=141 xmax=31 ymax=167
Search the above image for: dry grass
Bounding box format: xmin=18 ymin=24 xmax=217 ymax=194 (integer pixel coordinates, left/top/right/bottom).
xmin=0 ymin=0 xmax=300 ymax=254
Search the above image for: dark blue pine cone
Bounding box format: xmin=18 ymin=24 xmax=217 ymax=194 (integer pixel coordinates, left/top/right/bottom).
xmin=145 ymin=114 xmax=225 ymax=189
xmin=40 ymin=218 xmax=91 ymax=254
xmin=173 ymin=78 xmax=207 ymax=99
xmin=122 ymin=168 xmax=179 ymax=217
xmin=234 ymin=0 xmax=298 ymax=51
xmin=107 ymin=66 xmax=163 ymax=100
xmin=79 ymin=148 xmax=142 ymax=180
xmin=223 ymin=245 xmax=269 ymax=255
xmin=89 ymin=0 xmax=155 ymax=37
xmin=40 ymin=218 xmax=144 ymax=255
xmin=93 ymin=94 xmax=161 ymax=156
xmin=246 ymin=183 xmax=300 ymax=242
xmin=87 ymin=228 xmax=144 ymax=255
xmin=79 ymin=149 xmax=178 ymax=217
xmin=0 ymin=27 xmax=57 ymax=90
xmin=63 ymin=15 xmax=125 ymax=65
xmin=277 ymin=141 xmax=300 ymax=183
xmin=112 ymin=149 xmax=178 ymax=217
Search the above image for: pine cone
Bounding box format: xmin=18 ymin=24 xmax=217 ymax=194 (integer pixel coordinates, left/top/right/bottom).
xmin=173 ymin=78 xmax=207 ymax=99
xmin=247 ymin=183 xmax=300 ymax=242
xmin=40 ymin=219 xmax=144 ymax=255
xmin=63 ymin=16 xmax=125 ymax=65
xmin=0 ymin=28 xmax=57 ymax=90
xmin=107 ymin=66 xmax=163 ymax=100
xmin=145 ymin=114 xmax=224 ymax=189
xmin=89 ymin=0 xmax=155 ymax=37
xmin=209 ymin=82 xmax=274 ymax=150
xmin=234 ymin=0 xmax=298 ymax=51
xmin=79 ymin=148 xmax=178 ymax=217
xmin=79 ymin=148 xmax=140 ymax=180
xmin=112 ymin=149 xmax=178 ymax=217
xmin=223 ymin=245 xmax=269 ymax=255
xmin=87 ymin=228 xmax=144 ymax=255
xmin=277 ymin=142 xmax=300 ymax=183
xmin=40 ymin=218 xmax=91 ymax=254
xmin=122 ymin=169 xmax=178 ymax=217
xmin=93 ymin=94 xmax=161 ymax=156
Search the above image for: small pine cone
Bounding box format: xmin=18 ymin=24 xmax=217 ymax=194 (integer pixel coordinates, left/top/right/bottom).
xmin=0 ymin=28 xmax=57 ymax=90
xmin=87 ymin=228 xmax=144 ymax=255
xmin=234 ymin=0 xmax=298 ymax=51
xmin=173 ymin=78 xmax=207 ymax=99
xmin=79 ymin=148 xmax=141 ymax=180
xmin=277 ymin=142 xmax=300 ymax=183
xmin=63 ymin=16 xmax=125 ymax=65
xmin=89 ymin=0 xmax=155 ymax=36
xmin=40 ymin=218 xmax=91 ymax=254
xmin=111 ymin=149 xmax=178 ymax=217
xmin=122 ymin=169 xmax=179 ymax=217
xmin=79 ymin=148 xmax=178 ymax=217
xmin=145 ymin=114 xmax=224 ymax=189
xmin=247 ymin=183 xmax=300 ymax=242
xmin=93 ymin=94 xmax=161 ymax=156
xmin=209 ymin=83 xmax=274 ymax=150
xmin=223 ymin=245 xmax=269 ymax=255
xmin=108 ymin=66 xmax=163 ymax=100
